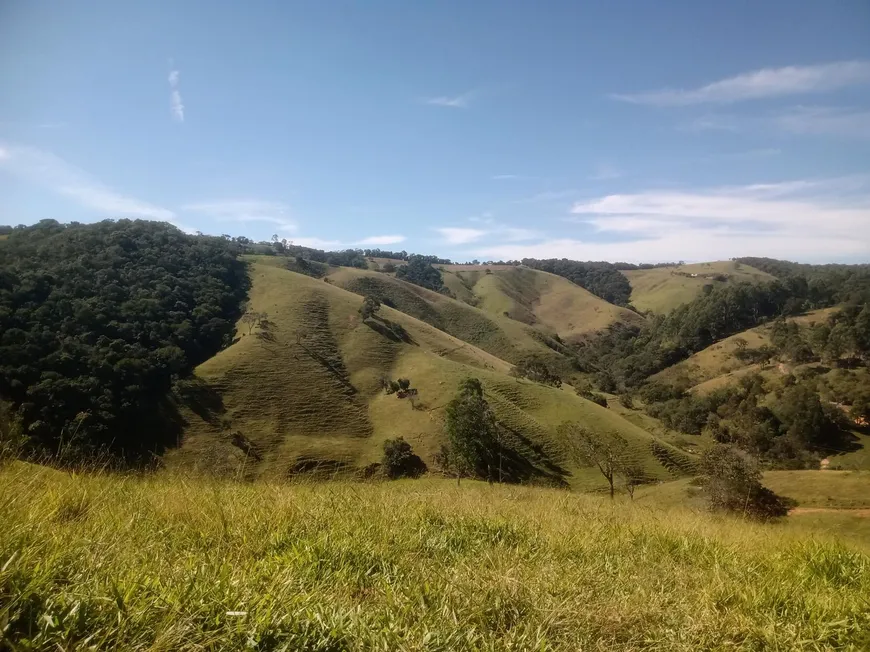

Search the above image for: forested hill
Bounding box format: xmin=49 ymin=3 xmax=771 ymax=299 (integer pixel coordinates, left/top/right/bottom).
xmin=519 ymin=259 xmax=634 ymax=306
xmin=576 ymin=263 xmax=870 ymax=390
xmin=0 ymin=219 xmax=248 ymax=460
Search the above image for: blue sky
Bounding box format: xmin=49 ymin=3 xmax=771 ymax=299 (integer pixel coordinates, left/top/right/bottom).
xmin=1 ymin=0 xmax=869 ymax=263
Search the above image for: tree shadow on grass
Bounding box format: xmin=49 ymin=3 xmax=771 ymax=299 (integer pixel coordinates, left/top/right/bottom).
xmin=492 ymin=426 xmax=570 ymax=487
xmin=364 ymin=317 xmax=417 ymax=345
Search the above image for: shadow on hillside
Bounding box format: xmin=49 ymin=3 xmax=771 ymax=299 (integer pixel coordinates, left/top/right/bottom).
xmin=495 ymin=426 xmax=570 ymax=487
xmin=829 ymin=428 xmax=867 ymax=455
xmin=364 ymin=317 xmax=417 ymax=345
xmin=297 ymin=342 xmax=359 ymax=395
xmin=174 ymin=378 xmax=226 ymax=426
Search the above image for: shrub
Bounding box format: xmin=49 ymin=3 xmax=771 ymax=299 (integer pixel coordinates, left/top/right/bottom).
xmin=701 ymin=444 xmax=792 ymax=520
xmin=381 ymin=437 xmax=427 ymax=479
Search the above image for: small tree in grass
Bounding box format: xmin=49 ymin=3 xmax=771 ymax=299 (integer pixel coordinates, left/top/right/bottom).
xmin=558 ymin=423 xmax=634 ymax=499
xmin=621 ymin=460 xmax=646 ymax=500
xmin=701 ymin=444 xmax=792 ymax=520
xmin=240 ymin=307 xmax=268 ymax=335
xmin=381 ymin=437 xmax=427 ymax=479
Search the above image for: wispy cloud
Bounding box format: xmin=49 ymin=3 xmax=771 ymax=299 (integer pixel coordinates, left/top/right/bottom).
xmin=435 ymin=227 xmax=488 ymax=244
xmin=472 ymin=177 xmax=870 ymax=263
xmin=511 ymin=189 xmax=578 ymax=205
xmin=424 ymin=91 xmax=476 ymax=108
xmin=501 ymin=227 xmax=541 ymax=242
xmin=292 ymin=237 xmax=343 ymax=249
xmin=356 ymin=235 xmax=406 ymax=246
xmin=439 ymin=221 xmax=541 ymax=244
xmin=774 ymin=106 xmax=870 ymax=138
xmin=0 ymin=143 xmax=177 ymax=222
xmin=169 ymin=66 xmax=184 ymax=122
xmin=284 ymin=235 xmax=405 ymax=249
xmin=613 ymin=60 xmax=870 ymax=106
xmin=182 ymin=200 xmax=296 ymax=231
xmin=680 ymin=114 xmax=741 ymax=133
xmin=588 ymin=163 xmax=622 ymax=181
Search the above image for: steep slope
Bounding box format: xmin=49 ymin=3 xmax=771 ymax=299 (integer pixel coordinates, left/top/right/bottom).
xmin=623 ymin=261 xmax=775 ymax=314
xmin=440 ymin=264 xmax=644 ymax=341
xmin=322 ymin=265 xmax=572 ymax=368
xmin=650 ymin=307 xmax=837 ymax=392
xmin=166 ymin=262 xmax=695 ymax=489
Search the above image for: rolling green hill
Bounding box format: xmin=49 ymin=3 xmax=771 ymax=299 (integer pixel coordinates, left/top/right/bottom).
xmin=166 ymin=262 xmax=695 ymax=488
xmin=622 ymin=261 xmax=775 ymax=314
xmin=440 ymin=264 xmax=645 ymax=341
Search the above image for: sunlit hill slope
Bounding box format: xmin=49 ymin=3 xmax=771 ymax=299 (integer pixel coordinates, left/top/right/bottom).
xmin=167 ymin=262 xmax=693 ymax=487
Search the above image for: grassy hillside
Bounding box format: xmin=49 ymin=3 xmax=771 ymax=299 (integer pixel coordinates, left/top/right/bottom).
xmin=3 ymin=463 xmax=869 ymax=650
xmin=651 ymin=307 xmax=836 ymax=392
xmin=441 ymin=264 xmax=644 ymax=341
xmin=321 ymin=264 xmax=570 ymax=366
xmin=623 ymin=261 xmax=775 ymax=314
xmin=166 ymin=262 xmax=693 ymax=488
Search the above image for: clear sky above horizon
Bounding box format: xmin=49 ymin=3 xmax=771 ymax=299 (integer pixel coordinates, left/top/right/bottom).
xmin=1 ymin=0 xmax=869 ymax=263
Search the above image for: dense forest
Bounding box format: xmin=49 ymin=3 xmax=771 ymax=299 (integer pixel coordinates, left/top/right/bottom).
xmin=0 ymin=220 xmax=248 ymax=461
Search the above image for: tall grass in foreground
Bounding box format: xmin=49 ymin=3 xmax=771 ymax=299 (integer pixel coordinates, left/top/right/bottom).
xmin=1 ymin=464 xmax=869 ymax=651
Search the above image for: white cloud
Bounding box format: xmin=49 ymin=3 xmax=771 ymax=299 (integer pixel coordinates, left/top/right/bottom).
xmin=492 ymin=174 xmax=519 ymax=180
xmin=356 ymin=235 xmax=406 ymax=246
xmin=613 ymin=60 xmax=870 ymax=106
xmin=436 ymin=227 xmax=488 ymax=244
xmin=472 ymin=177 xmax=870 ymax=263
xmin=182 ymin=200 xmax=296 ymax=231
xmin=424 ymin=91 xmax=475 ymax=108
xmin=775 ymin=106 xmax=870 ymax=138
xmin=169 ymin=67 xmax=184 ymax=122
xmin=291 ymin=237 xmax=343 ymax=249
xmin=0 ymin=144 xmax=176 ymax=221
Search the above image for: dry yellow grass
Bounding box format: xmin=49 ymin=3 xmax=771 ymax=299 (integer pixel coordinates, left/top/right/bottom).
xmin=623 ymin=261 xmax=774 ymax=314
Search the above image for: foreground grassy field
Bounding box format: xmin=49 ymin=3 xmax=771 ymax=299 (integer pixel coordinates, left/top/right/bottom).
xmin=2 ymin=463 xmax=869 ymax=651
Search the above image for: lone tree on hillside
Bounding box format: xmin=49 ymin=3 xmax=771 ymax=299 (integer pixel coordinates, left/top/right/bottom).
xmin=558 ymin=423 xmax=635 ymax=499
xmin=359 ymin=295 xmax=381 ymax=321
xmin=701 ymin=444 xmax=791 ymax=520
xmin=444 ymin=378 xmax=500 ymax=483
xmin=240 ymin=307 xmax=268 ymax=335
xmin=381 ymin=437 xmax=427 ymax=479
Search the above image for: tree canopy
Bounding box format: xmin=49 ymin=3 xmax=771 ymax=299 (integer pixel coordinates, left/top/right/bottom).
xmin=395 ymin=255 xmax=444 ymax=291
xmin=0 ymin=219 xmax=248 ymax=461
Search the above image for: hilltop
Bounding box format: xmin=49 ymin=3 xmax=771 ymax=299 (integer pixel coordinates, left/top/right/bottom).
xmin=439 ymin=264 xmax=644 ymax=341
xmin=622 ymin=260 xmax=775 ymax=314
